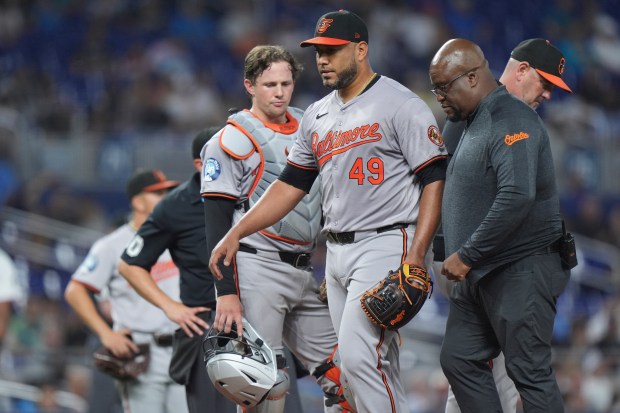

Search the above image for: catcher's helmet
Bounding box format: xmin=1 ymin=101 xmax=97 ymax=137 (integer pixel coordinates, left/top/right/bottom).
xmin=202 ymin=318 xmax=277 ymax=407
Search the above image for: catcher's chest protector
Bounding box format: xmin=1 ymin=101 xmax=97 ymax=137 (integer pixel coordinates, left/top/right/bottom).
xmin=227 ymin=109 xmax=322 ymax=243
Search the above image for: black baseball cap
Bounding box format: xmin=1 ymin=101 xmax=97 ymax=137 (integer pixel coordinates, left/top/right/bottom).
xmin=126 ymin=169 xmax=179 ymax=199
xmin=510 ymin=38 xmax=572 ymax=93
xmin=191 ymin=126 xmax=222 ymax=160
xmin=300 ymin=10 xmax=368 ymax=48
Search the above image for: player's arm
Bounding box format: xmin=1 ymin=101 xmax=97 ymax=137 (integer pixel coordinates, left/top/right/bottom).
xmin=208 ymin=164 xmax=313 ymax=279
xmin=405 ymin=159 xmax=446 ymax=267
xmin=118 ymin=218 xmax=210 ymax=337
xmin=118 ymin=261 xmax=209 ymax=337
xmin=203 ymin=196 xmax=244 ymax=334
xmin=64 ymin=280 xmax=139 ymax=357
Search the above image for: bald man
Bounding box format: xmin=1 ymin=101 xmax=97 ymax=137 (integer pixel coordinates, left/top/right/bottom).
xmin=429 ymin=39 xmax=570 ymax=413
xmin=431 ymin=38 xmax=572 ymax=413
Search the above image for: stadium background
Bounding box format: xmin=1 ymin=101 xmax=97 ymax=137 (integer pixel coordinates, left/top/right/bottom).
xmin=0 ymin=0 xmax=619 ymax=412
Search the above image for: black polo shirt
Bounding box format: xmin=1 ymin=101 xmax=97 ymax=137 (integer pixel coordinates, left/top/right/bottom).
xmin=121 ymin=172 xmax=216 ymax=308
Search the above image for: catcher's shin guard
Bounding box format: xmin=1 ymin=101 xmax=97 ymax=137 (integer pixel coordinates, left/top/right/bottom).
xmin=312 ymin=346 xmax=356 ymax=412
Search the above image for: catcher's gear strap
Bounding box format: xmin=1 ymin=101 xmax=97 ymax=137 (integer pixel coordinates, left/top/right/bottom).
xmin=313 ymin=346 xmax=356 ymax=412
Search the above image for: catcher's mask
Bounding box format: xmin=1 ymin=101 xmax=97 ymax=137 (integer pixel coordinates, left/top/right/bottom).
xmin=202 ymin=318 xmax=277 ymax=407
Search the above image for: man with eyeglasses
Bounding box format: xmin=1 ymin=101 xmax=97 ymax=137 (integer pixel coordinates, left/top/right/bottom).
xmin=429 ymin=38 xmax=571 ymax=413
xmin=430 ymin=38 xmax=572 ymax=413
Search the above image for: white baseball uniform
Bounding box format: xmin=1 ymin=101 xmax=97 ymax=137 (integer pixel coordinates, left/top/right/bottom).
xmin=0 ymin=248 xmax=25 ymax=304
xmin=71 ymin=223 xmax=187 ymax=413
xmin=287 ymin=75 xmax=447 ymax=413
xmin=201 ymin=109 xmax=342 ymax=412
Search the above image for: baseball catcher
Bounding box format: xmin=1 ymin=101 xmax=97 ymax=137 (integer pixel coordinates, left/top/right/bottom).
xmin=360 ymin=264 xmax=433 ymax=330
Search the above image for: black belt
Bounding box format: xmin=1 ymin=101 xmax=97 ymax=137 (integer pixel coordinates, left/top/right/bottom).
xmin=153 ymin=333 xmax=174 ymax=347
xmin=239 ymin=244 xmax=311 ymax=268
xmin=326 ymin=223 xmax=410 ymax=245
xmin=531 ymin=239 xmax=561 ymax=256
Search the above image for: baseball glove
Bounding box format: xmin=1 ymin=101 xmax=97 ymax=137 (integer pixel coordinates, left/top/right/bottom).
xmin=360 ymin=264 xmax=432 ymax=330
xmin=93 ymin=343 xmax=150 ymax=381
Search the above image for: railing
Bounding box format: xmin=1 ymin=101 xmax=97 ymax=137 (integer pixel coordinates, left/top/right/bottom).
xmin=0 ymin=379 xmax=87 ymax=413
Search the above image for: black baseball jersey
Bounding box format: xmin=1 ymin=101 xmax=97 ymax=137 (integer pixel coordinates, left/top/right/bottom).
xmin=121 ymin=172 xmax=216 ymax=308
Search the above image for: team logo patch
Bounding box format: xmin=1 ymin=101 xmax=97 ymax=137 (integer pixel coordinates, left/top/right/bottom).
xmin=81 ymin=254 xmax=98 ymax=272
xmin=504 ymin=131 xmax=529 ymax=146
xmin=427 ymin=125 xmax=444 ymax=146
xmin=203 ymin=158 xmax=221 ymax=182
xmin=558 ymin=57 xmax=566 ymax=75
xmin=125 ymin=235 xmax=144 ymax=258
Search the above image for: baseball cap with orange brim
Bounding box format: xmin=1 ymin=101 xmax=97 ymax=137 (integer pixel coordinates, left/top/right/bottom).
xmin=126 ymin=169 xmax=179 ymax=200
xmin=510 ymin=38 xmax=572 ymax=93
xmin=300 ymin=10 xmax=368 ymax=48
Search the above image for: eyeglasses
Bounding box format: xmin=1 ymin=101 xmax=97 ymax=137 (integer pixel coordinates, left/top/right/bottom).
xmin=431 ymin=66 xmax=480 ymax=97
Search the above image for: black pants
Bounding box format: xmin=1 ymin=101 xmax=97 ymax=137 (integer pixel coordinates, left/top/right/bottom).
xmin=440 ymin=252 xmax=570 ymax=413
xmin=185 ymin=333 xmax=237 ymax=413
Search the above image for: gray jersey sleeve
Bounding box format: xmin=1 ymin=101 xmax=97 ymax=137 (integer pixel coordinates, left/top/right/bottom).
xmin=393 ymin=97 xmax=447 ymax=173
xmin=200 ymin=125 xmax=259 ymax=201
xmin=72 ymin=231 xmax=123 ymax=293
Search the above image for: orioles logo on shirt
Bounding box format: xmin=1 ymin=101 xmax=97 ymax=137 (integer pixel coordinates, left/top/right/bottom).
xmin=504 ymin=131 xmax=529 ymax=146
xmin=427 ymin=125 xmax=444 ymax=147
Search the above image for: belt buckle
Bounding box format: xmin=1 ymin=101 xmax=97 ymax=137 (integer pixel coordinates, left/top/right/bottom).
xmin=293 ymin=254 xmax=309 ymax=268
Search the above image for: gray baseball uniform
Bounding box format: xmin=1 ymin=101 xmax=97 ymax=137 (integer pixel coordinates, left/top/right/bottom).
xmin=201 ymin=108 xmax=341 ymax=412
xmin=71 ymin=224 xmax=187 ymax=413
xmin=287 ymin=75 xmax=447 ymax=412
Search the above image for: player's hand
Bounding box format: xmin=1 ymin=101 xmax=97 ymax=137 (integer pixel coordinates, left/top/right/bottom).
xmin=162 ymin=301 xmax=211 ymax=337
xmin=441 ymin=252 xmax=471 ymax=282
xmin=209 ymin=231 xmax=241 ymax=280
xmin=100 ymin=328 xmax=140 ymax=358
xmin=214 ymin=295 xmax=244 ymax=338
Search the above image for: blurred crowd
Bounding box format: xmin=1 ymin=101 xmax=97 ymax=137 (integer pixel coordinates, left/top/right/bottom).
xmin=1 ymin=0 xmax=620 ymax=412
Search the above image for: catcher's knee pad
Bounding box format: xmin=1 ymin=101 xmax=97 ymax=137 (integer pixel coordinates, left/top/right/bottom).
xmin=248 ymin=355 xmax=290 ymax=413
xmin=313 ymin=346 xmax=356 ymax=412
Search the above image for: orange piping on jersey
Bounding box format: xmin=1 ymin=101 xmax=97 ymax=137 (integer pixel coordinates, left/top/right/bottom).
xmin=399 ymin=227 xmax=408 ymax=264
xmin=201 ymin=192 xmax=238 ymax=201
xmin=226 ymin=119 xmax=265 ymax=199
xmin=220 ymin=120 xmax=257 ymax=160
xmin=246 ymin=109 xmax=299 ymax=135
xmin=287 ymin=160 xmax=318 ymax=171
xmin=375 ymin=329 xmax=397 ymax=412
xmin=413 ymin=155 xmax=448 ymax=174
xmin=258 ymin=229 xmax=313 ymax=245
xmin=70 ymin=279 xmax=100 ymax=294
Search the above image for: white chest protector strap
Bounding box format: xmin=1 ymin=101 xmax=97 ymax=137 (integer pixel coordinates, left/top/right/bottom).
xmin=220 ymin=109 xmax=322 ymax=244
